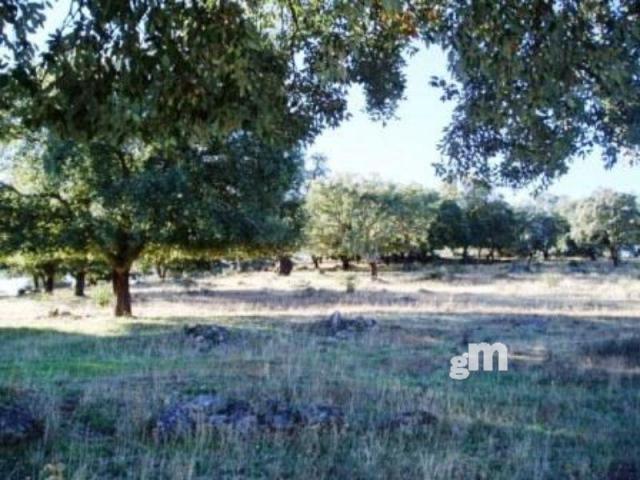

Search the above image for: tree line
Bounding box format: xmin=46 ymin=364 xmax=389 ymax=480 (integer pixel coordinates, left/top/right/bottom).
xmin=3 ymin=171 xmax=639 ymax=298
xmin=304 ymin=177 xmax=640 ymax=276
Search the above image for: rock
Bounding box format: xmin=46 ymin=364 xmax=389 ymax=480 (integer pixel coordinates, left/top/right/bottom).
xmin=378 ymin=410 xmax=438 ymax=433
xmin=48 ymin=308 xmax=74 ymax=318
xmin=259 ymin=401 xmax=345 ymax=432
xmin=260 ymin=401 xmax=302 ymax=432
xmin=207 ymin=399 xmax=258 ymax=434
xmin=0 ymin=403 xmax=42 ymax=446
xmin=183 ymin=324 xmax=230 ymax=350
xmin=312 ymin=311 xmax=377 ymax=338
xmin=298 ymin=404 xmax=345 ymax=429
xmin=154 ymin=393 xmax=244 ymax=439
xmin=154 ymin=394 xmax=344 ymax=439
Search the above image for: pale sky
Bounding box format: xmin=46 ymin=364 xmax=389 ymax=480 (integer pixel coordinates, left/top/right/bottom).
xmin=40 ymin=3 xmax=640 ymax=201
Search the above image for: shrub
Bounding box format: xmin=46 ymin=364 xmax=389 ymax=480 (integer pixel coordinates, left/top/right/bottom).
xmin=93 ymin=284 xmax=112 ymax=308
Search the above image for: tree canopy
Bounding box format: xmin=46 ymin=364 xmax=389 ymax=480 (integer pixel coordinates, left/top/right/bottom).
xmin=568 ymin=190 xmax=640 ymax=266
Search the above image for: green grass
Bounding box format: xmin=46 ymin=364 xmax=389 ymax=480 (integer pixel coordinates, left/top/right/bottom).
xmin=0 ymin=267 xmax=639 ymax=479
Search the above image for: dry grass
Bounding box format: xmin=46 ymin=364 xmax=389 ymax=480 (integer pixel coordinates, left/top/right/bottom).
xmin=0 ymin=260 xmax=639 ymax=479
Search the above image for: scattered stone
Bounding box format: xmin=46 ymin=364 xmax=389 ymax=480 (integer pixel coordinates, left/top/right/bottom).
xmin=179 ymin=278 xmax=198 ymax=289
xmin=378 ymin=410 xmax=438 ymax=433
xmin=298 ymin=404 xmax=345 ymax=430
xmin=153 ymin=394 xmax=344 ymax=439
xmin=260 ymin=401 xmax=301 ymax=432
xmin=311 ymin=311 xmax=377 ymax=339
xmin=154 ymin=393 xmax=237 ymax=438
xmin=183 ymin=324 xmax=231 ymax=350
xmin=0 ymin=403 xmax=42 ymax=446
xmin=206 ymin=399 xmax=258 ymax=434
xmin=509 ymin=262 xmax=531 ymax=274
xmin=48 ymin=308 xmax=74 ymax=318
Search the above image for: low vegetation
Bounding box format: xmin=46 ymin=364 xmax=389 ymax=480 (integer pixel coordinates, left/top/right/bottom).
xmin=1 ymin=262 xmax=639 ymax=479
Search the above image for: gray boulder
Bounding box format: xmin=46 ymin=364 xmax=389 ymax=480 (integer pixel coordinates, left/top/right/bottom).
xmin=154 ymin=394 xmax=344 ymax=439
xmin=154 ymin=394 xmax=258 ymax=439
xmin=183 ymin=324 xmax=231 ymax=350
xmin=312 ymin=311 xmax=377 ymax=338
xmin=378 ymin=410 xmax=438 ymax=433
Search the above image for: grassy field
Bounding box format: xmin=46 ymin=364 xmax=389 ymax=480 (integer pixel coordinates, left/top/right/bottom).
xmin=1 ymin=260 xmax=639 ymax=479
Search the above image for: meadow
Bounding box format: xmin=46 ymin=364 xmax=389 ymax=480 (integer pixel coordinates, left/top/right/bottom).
xmin=1 ymin=260 xmax=639 ymax=479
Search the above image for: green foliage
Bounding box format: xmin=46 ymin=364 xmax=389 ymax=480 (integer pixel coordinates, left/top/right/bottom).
xmin=568 ymin=190 xmax=640 ymax=265
xmin=92 ymin=284 xmax=112 ymax=309
xmin=434 ymin=1 xmax=640 ymax=188
xmin=429 ymin=199 xmax=469 ymax=254
xmin=2 ymin=0 xmax=419 ymax=314
xmin=516 ymin=209 xmax=570 ymax=259
xmin=455 ymin=182 xmax=517 ymax=259
xmin=305 ymin=177 xmax=411 ymax=263
xmin=3 ymin=1 xmax=639 ymax=193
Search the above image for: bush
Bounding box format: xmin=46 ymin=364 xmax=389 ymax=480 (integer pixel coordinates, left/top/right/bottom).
xmin=92 ymin=284 xmax=112 ymax=308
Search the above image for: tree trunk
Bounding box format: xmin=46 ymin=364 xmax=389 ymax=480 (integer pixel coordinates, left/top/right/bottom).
xmin=340 ymin=256 xmax=350 ymax=271
xmin=33 ymin=275 xmax=39 ymax=291
xmin=311 ymin=256 xmax=321 ymax=269
xmin=487 ymin=248 xmax=495 ymax=263
xmin=113 ymin=268 xmax=132 ymax=317
xmin=369 ymin=261 xmax=378 ymax=278
xmin=610 ymin=246 xmax=620 ymax=267
xmin=542 ymin=249 xmax=549 ymax=260
xmin=156 ymin=264 xmax=167 ymax=282
xmin=43 ymin=264 xmax=56 ymax=294
xmin=74 ymin=270 xmax=86 ymax=297
xmin=462 ymin=246 xmax=469 ymax=263
xmin=278 ymin=256 xmax=294 ymax=276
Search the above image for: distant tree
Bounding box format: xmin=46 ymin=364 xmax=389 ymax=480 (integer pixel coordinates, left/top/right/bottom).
xmin=478 ymin=199 xmax=517 ymax=261
xmin=385 ymin=186 xmax=440 ymax=263
xmin=569 ymin=190 xmax=640 ymax=266
xmin=456 ymin=182 xmax=516 ymax=261
xmin=0 ymin=181 xmax=67 ymax=293
xmin=516 ymin=209 xmax=570 ymax=262
xmin=305 ymin=177 xmax=398 ymax=277
xmin=428 ymin=199 xmax=470 ymax=260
